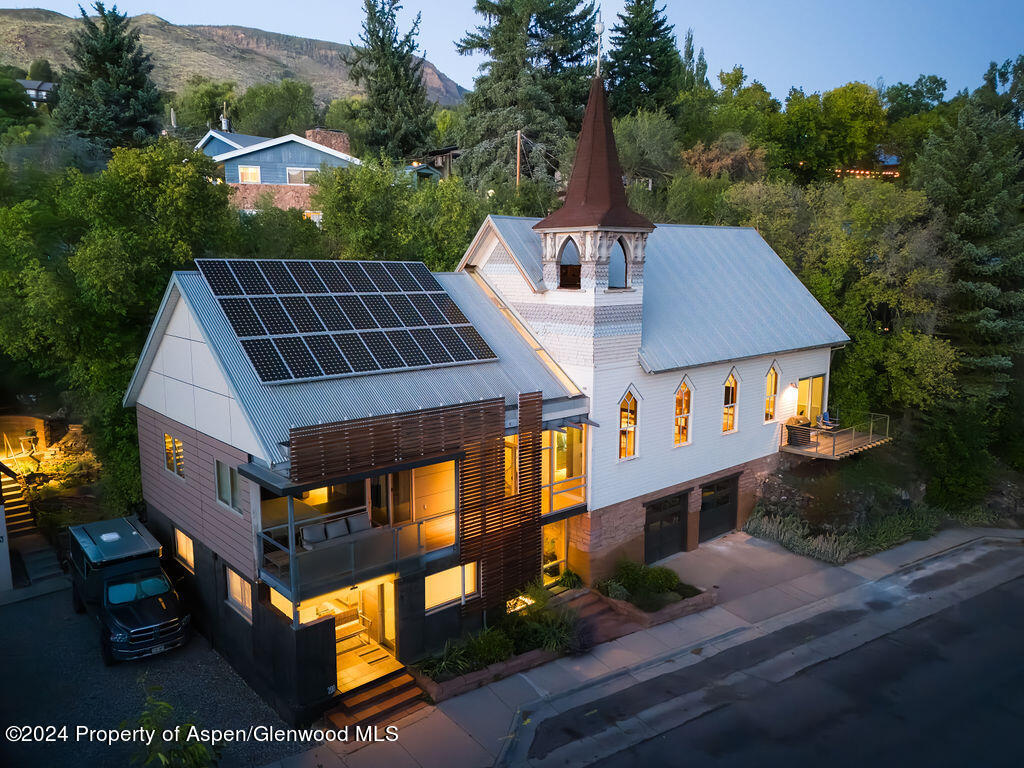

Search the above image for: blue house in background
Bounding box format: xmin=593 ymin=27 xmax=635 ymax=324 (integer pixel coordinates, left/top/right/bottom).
xmin=194 ymin=128 xmax=359 ymax=215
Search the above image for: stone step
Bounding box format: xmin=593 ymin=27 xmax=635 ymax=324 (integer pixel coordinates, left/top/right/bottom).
xmin=327 ymin=686 xmax=424 ymax=730
xmin=343 ymin=671 xmax=416 ymax=710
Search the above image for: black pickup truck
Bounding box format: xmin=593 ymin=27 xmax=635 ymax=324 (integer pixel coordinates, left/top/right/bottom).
xmin=68 ymin=516 xmax=190 ymax=665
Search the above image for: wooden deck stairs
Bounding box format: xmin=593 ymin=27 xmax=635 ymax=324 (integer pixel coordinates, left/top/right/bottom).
xmin=325 ymin=668 xmax=427 ymax=730
xmin=2 ymin=476 xmax=35 ymax=537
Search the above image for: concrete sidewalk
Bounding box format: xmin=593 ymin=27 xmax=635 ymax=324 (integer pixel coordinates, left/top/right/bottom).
xmin=264 ymin=527 xmax=1024 ymax=768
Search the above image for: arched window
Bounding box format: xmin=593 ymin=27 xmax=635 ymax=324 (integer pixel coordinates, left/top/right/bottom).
xmin=558 ymin=238 xmax=581 ymax=289
xmin=674 ymin=382 xmax=691 ymax=445
xmin=608 ymin=238 xmax=628 ymax=289
xmin=722 ymin=374 xmax=738 ymax=433
xmin=764 ymin=366 xmax=779 ymax=421
xmin=619 ymin=391 xmax=637 ymax=458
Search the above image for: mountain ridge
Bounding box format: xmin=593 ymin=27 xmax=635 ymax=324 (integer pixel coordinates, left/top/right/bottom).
xmin=0 ymin=8 xmax=467 ymax=106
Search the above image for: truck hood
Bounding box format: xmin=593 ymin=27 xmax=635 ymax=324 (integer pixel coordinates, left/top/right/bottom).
xmin=108 ymin=591 xmax=183 ymax=631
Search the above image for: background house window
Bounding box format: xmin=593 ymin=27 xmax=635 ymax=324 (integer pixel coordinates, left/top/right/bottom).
xmin=723 ymin=374 xmax=738 ymax=432
xmin=425 ymin=562 xmax=478 ymax=611
xmin=675 ymin=383 xmax=691 ymax=445
xmin=237 ymin=165 xmax=260 ymax=184
xmin=504 ymin=435 xmax=519 ymax=497
xmin=225 ymin=567 xmax=252 ymax=621
xmin=174 ymin=528 xmax=194 ymax=572
xmin=287 ymin=167 xmax=317 ymax=184
xmin=558 ymin=238 xmax=581 ymax=289
xmin=764 ymin=367 xmax=779 ymax=421
xmin=303 ymin=210 xmax=323 ymax=224
xmin=619 ymin=392 xmax=638 ymax=458
xmin=164 ymin=433 xmax=184 ymax=477
xmin=216 ymin=459 xmax=241 ymax=511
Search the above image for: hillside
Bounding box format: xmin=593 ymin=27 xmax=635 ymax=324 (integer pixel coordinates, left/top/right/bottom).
xmin=0 ymin=8 xmax=466 ymax=105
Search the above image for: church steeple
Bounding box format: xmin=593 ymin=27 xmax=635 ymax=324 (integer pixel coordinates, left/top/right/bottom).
xmin=534 ymin=76 xmax=653 ymax=233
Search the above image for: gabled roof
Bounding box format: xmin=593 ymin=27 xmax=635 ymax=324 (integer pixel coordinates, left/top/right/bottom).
xmin=195 ymin=129 xmax=270 ymax=152
xmin=211 ymin=134 xmax=362 ymax=165
xmin=465 ymin=216 xmax=850 ymax=371
xmin=125 ymin=267 xmax=587 ymax=466
xmin=16 ymin=79 xmax=54 ymax=91
xmin=534 ymin=77 xmax=653 ymax=232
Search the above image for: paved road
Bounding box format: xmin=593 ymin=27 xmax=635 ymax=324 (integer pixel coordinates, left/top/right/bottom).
xmin=592 ymin=576 xmax=1024 ymax=768
xmin=0 ymin=585 xmax=309 ymax=768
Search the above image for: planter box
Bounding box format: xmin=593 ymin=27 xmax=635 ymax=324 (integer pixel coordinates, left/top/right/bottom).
xmin=411 ymin=647 xmax=559 ymax=703
xmin=598 ymin=587 xmax=717 ymax=629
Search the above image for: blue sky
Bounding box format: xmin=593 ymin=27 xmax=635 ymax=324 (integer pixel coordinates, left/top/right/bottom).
xmin=10 ymin=1 xmax=1023 ymax=98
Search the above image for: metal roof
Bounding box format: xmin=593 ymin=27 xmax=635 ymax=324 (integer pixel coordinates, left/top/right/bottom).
xmin=69 ymin=516 xmax=161 ymax=564
xmin=127 ymin=268 xmax=588 ymax=466
xmin=478 ymin=217 xmax=850 ymax=372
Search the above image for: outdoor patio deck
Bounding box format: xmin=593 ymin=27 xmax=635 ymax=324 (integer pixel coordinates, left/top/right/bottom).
xmin=780 ymin=413 xmax=891 ymax=460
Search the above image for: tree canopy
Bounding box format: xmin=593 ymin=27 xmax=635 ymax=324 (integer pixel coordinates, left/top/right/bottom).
xmin=606 ymin=0 xmax=681 ymax=117
xmin=233 ymin=79 xmax=315 ymax=137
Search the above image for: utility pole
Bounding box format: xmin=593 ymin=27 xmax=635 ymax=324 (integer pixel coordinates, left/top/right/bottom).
xmin=516 ymin=129 xmax=522 ymax=189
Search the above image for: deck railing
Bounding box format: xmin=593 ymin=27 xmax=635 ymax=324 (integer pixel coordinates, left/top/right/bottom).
xmin=781 ymin=412 xmax=891 ymax=459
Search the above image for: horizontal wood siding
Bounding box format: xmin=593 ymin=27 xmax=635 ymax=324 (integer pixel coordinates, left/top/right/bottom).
xmin=137 ymin=405 xmax=255 ymax=580
xmin=224 ymin=143 xmax=353 ymax=184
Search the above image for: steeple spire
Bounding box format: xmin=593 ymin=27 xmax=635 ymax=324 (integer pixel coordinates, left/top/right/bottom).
xmin=533 ymin=77 xmax=653 ymax=232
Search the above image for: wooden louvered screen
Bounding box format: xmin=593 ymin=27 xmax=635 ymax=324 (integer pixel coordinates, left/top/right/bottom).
xmin=461 ymin=392 xmax=543 ymax=614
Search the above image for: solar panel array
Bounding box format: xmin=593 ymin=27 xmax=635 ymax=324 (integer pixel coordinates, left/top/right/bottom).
xmin=195 ymin=259 xmax=498 ymax=384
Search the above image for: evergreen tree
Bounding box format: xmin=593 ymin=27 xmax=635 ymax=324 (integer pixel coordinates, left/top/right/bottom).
xmin=0 ymin=74 xmax=38 ymax=132
xmin=345 ymin=0 xmax=434 ymax=159
xmin=606 ymin=0 xmax=681 ymax=117
xmin=678 ymin=28 xmax=708 ymax=93
xmin=28 ymin=58 xmax=54 ymax=82
xmin=53 ymin=3 xmax=161 ymax=148
xmin=914 ymin=99 xmax=1024 ymax=408
xmin=532 ymin=0 xmax=597 ymax=130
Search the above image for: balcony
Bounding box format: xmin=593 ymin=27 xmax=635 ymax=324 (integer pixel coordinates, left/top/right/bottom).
xmin=780 ymin=412 xmax=892 ymax=460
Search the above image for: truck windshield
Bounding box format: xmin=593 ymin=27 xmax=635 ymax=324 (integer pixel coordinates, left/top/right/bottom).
xmin=106 ymin=572 xmax=171 ymax=605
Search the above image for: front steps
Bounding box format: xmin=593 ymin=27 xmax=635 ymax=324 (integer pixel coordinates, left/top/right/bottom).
xmin=325 ymin=669 xmax=426 ymax=730
xmin=10 ymin=533 xmax=63 ymax=584
xmin=2 ymin=476 xmax=35 ymax=537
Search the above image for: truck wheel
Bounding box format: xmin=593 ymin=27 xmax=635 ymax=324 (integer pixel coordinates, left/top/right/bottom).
xmin=72 ymin=584 xmax=86 ymax=614
xmin=100 ymin=634 xmax=117 ymax=667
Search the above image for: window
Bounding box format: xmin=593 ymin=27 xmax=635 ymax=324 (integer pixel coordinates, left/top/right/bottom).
xmin=557 ymin=238 xmax=581 ymax=289
xmin=287 ymin=167 xmax=316 ymax=184
xmin=722 ymin=374 xmax=738 ymax=433
xmin=797 ymin=375 xmax=826 ymax=423
xmin=619 ymin=391 xmax=638 ymax=458
xmin=674 ymin=382 xmax=691 ymax=445
xmin=608 ymin=238 xmax=627 ymax=289
xmin=424 ymin=562 xmax=478 ymax=611
xmin=216 ymin=460 xmax=241 ymax=512
xmin=237 ymin=165 xmax=260 ymax=184
xmin=164 ymin=433 xmax=184 ymax=477
xmin=225 ymin=567 xmax=252 ymax=621
xmin=366 ymin=461 xmax=457 ymax=551
xmin=504 ymin=435 xmax=519 ymax=497
xmin=303 ymin=210 xmax=323 ymax=225
xmin=174 ymin=528 xmax=194 ymax=572
xmin=764 ymin=367 xmax=779 ymax=421
xmin=542 ymin=519 xmax=568 ymax=585
xmin=541 ymin=426 xmax=587 ymax=514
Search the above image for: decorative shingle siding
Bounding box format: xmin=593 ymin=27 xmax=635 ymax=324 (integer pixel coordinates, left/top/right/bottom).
xmin=223 ymin=142 xmax=353 ymax=184
xmin=137 ymin=404 xmax=255 ymax=580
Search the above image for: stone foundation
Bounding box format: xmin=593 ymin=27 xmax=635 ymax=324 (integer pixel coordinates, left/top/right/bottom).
xmin=228 ymin=183 xmax=315 ymax=212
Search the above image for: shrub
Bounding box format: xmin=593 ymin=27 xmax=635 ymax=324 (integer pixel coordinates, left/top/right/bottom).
xmin=612 ymin=560 xmax=648 ymax=595
xmin=557 ymin=569 xmax=583 ymax=589
xmin=533 ymin=611 xmax=575 ymax=653
xmin=855 ymin=507 xmax=938 ymax=555
xmin=646 ymin=566 xmax=681 ymax=593
xmin=600 ymin=579 xmax=631 ymax=602
xmin=417 ymin=640 xmax=470 ymax=680
xmin=744 ymin=509 xmax=858 ymax=564
xmin=465 ymin=627 xmax=514 ymax=668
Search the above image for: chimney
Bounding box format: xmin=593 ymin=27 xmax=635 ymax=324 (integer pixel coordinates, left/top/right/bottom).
xmin=305 ymin=128 xmax=351 ymax=155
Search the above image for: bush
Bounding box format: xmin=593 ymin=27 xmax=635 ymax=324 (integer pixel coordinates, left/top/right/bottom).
xmin=612 ymin=560 xmax=648 ymax=595
xmin=646 ymin=566 xmax=681 ymax=593
xmin=557 ymin=569 xmax=583 ymax=589
xmin=855 ymin=507 xmax=938 ymax=555
xmin=744 ymin=508 xmax=858 ymax=564
xmin=598 ymin=579 xmax=631 ymax=602
xmin=464 ymin=627 xmax=514 ymax=668
xmin=417 ymin=640 xmax=470 ymax=680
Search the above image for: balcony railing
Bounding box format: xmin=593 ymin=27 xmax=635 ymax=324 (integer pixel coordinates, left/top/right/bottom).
xmin=780 ymin=412 xmax=892 ymax=460
xmin=259 ymin=504 xmax=456 ymax=600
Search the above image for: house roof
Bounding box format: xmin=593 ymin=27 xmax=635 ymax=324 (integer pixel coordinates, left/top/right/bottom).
xmin=195 ymin=129 xmax=270 ymax=152
xmin=124 ymin=266 xmax=588 ymax=467
xmin=534 ymin=77 xmax=653 ymax=232
xmin=470 ymin=216 xmax=850 ymax=372
xmin=17 ymin=79 xmax=54 ymax=91
xmin=211 ymin=134 xmax=362 ymax=165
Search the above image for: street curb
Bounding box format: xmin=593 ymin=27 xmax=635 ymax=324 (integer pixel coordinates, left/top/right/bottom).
xmin=0 ymin=575 xmax=70 ymax=606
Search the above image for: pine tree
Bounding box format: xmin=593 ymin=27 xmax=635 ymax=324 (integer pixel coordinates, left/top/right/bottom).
xmin=606 ymin=0 xmax=682 ymax=117
xmin=532 ymin=0 xmax=597 ymax=131
xmin=345 ymin=0 xmax=434 ymax=159
xmin=678 ymin=28 xmax=708 ymax=93
xmin=53 ymin=3 xmax=161 ymax=148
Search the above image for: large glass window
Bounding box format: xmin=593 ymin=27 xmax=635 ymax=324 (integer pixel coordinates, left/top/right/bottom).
xmin=797 ymin=375 xmax=826 ymax=423
xmin=542 ymin=519 xmax=568 ymax=585
xmin=425 ymin=562 xmax=478 ymax=611
xmin=368 ymin=461 xmax=457 ymax=550
xmin=541 ymin=426 xmax=587 ymax=514
xmin=225 ymin=567 xmax=252 ymax=621
xmin=674 ymin=382 xmax=691 ymax=445
xmin=216 ymin=459 xmax=241 ymax=511
xmin=300 ymin=480 xmax=366 ymax=515
xmin=764 ymin=367 xmax=779 ymax=422
xmin=174 ymin=528 xmax=194 ymax=572
xmin=164 ymin=433 xmax=184 ymax=477
xmin=723 ymin=374 xmax=738 ymax=433
xmin=619 ymin=392 xmax=637 ymax=458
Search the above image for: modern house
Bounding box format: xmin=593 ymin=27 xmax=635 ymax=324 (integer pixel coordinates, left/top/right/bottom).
xmin=126 ymin=76 xmax=886 ymax=724
xmin=195 ymin=128 xmax=360 ymax=219
xmin=16 ymin=79 xmax=54 ymax=108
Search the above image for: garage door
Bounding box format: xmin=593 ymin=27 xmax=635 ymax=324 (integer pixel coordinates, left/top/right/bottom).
xmin=699 ymin=477 xmax=737 ymax=542
xmin=644 ymin=492 xmax=687 ymax=563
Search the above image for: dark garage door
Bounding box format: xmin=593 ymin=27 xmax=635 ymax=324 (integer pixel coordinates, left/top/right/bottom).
xmin=644 ymin=492 xmax=687 ymax=563
xmin=699 ymin=477 xmax=737 ymax=542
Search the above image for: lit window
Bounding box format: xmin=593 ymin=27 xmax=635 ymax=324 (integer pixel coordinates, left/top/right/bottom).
xmin=226 ymin=567 xmax=252 ymax=621
xmin=723 ymin=374 xmax=738 ymax=433
xmin=503 ymin=435 xmax=519 ymax=497
xmin=303 ymin=210 xmax=323 ymax=224
xmin=174 ymin=528 xmax=194 ymax=572
xmin=542 ymin=519 xmax=568 ymax=585
xmin=287 ymin=167 xmax=316 ymax=184
xmin=237 ymin=165 xmax=260 ymax=184
xmin=764 ymin=367 xmax=779 ymax=421
xmin=674 ymin=382 xmax=691 ymax=445
xmin=425 ymin=562 xmax=478 ymax=611
xmin=540 ymin=426 xmax=586 ymax=514
xmin=216 ymin=460 xmax=241 ymax=512
xmin=619 ymin=392 xmax=638 ymax=458
xmin=164 ymin=433 xmax=184 ymax=477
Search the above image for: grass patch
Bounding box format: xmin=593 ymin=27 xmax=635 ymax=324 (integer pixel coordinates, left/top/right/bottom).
xmin=595 ymin=560 xmax=701 ymax=612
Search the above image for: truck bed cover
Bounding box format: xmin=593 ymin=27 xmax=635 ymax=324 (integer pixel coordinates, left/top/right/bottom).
xmin=69 ymin=516 xmax=161 ymax=564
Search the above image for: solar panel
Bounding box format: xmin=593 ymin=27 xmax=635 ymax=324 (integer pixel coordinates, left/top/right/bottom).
xmin=195 ymin=258 xmax=498 ymax=383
